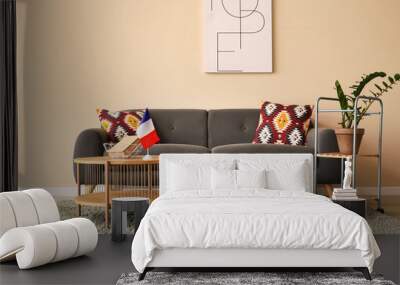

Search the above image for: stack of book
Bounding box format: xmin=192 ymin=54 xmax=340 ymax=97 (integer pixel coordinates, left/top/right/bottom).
xmin=332 ymin=188 xmax=358 ymax=200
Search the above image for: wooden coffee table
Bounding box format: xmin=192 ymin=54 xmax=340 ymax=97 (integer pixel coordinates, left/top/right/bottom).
xmin=73 ymin=155 xmax=159 ymax=225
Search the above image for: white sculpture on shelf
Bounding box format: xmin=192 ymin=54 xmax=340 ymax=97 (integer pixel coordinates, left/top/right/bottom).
xmin=343 ymin=158 xmax=353 ymax=190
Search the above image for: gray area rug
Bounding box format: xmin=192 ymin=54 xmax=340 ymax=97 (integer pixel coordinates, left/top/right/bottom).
xmin=116 ymin=272 xmax=395 ymax=285
xmin=58 ymin=200 xmax=119 ymax=234
xmin=57 ymin=200 xmax=400 ymax=234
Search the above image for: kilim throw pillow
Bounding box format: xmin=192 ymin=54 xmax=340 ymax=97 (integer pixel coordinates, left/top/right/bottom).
xmin=253 ymin=102 xmax=313 ymax=146
xmin=96 ymin=109 xmax=144 ymax=142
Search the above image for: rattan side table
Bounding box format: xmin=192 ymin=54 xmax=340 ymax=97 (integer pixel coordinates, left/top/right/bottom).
xmin=73 ymin=155 xmax=159 ymax=225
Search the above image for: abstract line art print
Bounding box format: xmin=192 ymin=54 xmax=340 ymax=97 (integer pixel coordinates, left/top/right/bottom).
xmin=204 ymin=0 xmax=272 ymax=73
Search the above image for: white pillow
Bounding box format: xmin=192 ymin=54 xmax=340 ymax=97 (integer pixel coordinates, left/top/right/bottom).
xmin=238 ymin=159 xmax=309 ymax=191
xmin=211 ymin=168 xmax=236 ymax=190
xmin=167 ymin=160 xmax=235 ymax=192
xmin=237 ymin=169 xmax=266 ymax=189
xmin=211 ymin=169 xmax=267 ymax=190
xmin=167 ymin=163 xmax=208 ymax=191
xmin=266 ymin=163 xmax=308 ymax=191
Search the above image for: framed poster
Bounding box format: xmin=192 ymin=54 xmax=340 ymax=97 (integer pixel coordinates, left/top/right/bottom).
xmin=204 ymin=0 xmax=272 ymax=73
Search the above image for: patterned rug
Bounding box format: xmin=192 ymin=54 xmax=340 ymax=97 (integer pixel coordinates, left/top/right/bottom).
xmin=116 ymin=272 xmax=395 ymax=285
xmin=57 ymin=200 xmax=400 ymax=234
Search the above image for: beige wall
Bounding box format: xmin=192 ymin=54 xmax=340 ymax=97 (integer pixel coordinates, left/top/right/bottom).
xmin=16 ymin=0 xmax=400 ymax=188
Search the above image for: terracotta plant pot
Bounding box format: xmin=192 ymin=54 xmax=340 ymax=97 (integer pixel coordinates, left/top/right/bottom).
xmin=334 ymin=128 xmax=365 ymax=155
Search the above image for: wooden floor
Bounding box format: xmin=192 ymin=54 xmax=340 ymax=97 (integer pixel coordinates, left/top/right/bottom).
xmin=364 ymin=195 xmax=400 ymax=217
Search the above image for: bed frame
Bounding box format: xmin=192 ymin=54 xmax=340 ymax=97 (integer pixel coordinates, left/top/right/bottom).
xmin=139 ymin=248 xmax=371 ymax=280
xmin=138 ymin=154 xmax=372 ymax=281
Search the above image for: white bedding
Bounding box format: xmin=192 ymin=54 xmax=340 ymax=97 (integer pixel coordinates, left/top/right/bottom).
xmin=131 ymin=190 xmax=380 ymax=273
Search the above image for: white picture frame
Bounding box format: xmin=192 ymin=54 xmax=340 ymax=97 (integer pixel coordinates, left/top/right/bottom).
xmin=203 ymin=0 xmax=273 ymax=73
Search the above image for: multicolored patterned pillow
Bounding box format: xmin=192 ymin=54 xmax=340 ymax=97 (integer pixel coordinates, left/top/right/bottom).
xmin=96 ymin=109 xmax=144 ymax=142
xmin=253 ymin=101 xmax=313 ymax=146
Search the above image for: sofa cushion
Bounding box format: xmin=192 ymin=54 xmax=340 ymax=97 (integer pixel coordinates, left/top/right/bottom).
xmin=143 ymin=144 xmax=210 ymax=155
xmin=253 ymin=101 xmax=313 ymax=146
xmin=211 ymin=143 xmax=313 ymax=154
xmin=96 ymin=109 xmax=144 ymax=142
xmin=208 ymin=109 xmax=260 ymax=148
xmin=148 ymin=109 xmax=208 ymax=147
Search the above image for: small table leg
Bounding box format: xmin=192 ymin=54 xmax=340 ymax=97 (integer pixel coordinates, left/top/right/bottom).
xmin=112 ymin=202 xmax=123 ymax=241
xmin=105 ymin=205 xmax=109 ymax=226
xmin=105 ymin=161 xmax=110 ymax=226
xmin=147 ymin=164 xmax=152 ymax=201
xmin=76 ymin=164 xmax=82 ymax=216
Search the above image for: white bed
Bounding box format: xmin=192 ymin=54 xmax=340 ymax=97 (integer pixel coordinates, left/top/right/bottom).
xmin=131 ymin=154 xmax=380 ymax=280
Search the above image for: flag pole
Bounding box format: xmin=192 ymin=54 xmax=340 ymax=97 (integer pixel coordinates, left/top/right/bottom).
xmin=143 ymin=147 xmax=151 ymax=160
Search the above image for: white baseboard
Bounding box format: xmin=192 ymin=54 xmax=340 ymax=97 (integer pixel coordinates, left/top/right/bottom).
xmin=357 ymin=186 xmax=400 ymax=196
xmin=18 ymin=186 xmax=76 ymax=201
xmin=46 ymin=187 xmax=77 ymax=200
xmin=19 ymin=185 xmax=400 ymax=200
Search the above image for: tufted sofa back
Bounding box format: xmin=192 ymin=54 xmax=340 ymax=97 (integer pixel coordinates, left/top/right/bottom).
xmin=140 ymin=109 xmax=260 ymax=148
xmin=148 ymin=109 xmax=208 ymax=147
xmin=207 ymin=109 xmax=259 ymax=148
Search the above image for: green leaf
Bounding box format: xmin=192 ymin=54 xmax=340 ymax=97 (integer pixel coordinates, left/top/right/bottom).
xmin=335 ymin=81 xmax=349 ymax=110
xmin=351 ymin=72 xmax=386 ymax=97
xmin=335 ymin=80 xmax=352 ymax=127
xmin=338 ymin=71 xmax=400 ymax=127
xmin=375 ymin=84 xmax=383 ymax=92
xmin=370 ymin=90 xmax=378 ymax=97
xmin=383 ymin=81 xmax=391 ymax=89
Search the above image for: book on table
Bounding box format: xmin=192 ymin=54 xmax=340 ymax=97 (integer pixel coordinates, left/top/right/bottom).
xmin=332 ymin=188 xmax=358 ymax=200
xmin=107 ymin=136 xmax=141 ymax=158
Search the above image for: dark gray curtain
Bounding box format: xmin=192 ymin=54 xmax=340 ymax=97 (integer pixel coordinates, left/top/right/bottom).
xmin=0 ymin=0 xmax=18 ymax=192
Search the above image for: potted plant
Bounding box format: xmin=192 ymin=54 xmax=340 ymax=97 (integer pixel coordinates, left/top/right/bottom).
xmin=335 ymin=72 xmax=400 ymax=154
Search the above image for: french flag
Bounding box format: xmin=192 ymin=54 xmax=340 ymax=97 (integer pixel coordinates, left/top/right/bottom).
xmin=137 ymin=109 xmax=160 ymax=149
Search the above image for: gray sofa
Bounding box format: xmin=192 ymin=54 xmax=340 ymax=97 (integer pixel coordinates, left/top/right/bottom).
xmin=73 ymin=109 xmax=340 ymax=184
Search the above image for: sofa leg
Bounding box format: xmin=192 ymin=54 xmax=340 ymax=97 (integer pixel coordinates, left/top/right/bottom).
xmin=138 ymin=268 xmax=148 ymax=281
xmin=354 ymin=267 xmax=371 ymax=280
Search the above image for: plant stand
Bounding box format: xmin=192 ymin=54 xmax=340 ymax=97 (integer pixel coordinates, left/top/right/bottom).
xmin=314 ymin=96 xmax=384 ymax=213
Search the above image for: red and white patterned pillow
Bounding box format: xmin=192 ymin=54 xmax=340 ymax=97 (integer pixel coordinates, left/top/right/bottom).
xmin=253 ymin=101 xmax=313 ymax=146
xmin=96 ymin=109 xmax=144 ymax=142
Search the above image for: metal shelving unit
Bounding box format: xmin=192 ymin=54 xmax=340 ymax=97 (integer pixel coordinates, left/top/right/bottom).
xmin=314 ymin=96 xmax=384 ymax=213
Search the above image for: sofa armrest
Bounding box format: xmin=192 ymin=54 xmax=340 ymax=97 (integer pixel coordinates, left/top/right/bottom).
xmin=305 ymin=128 xmax=338 ymax=153
xmin=306 ymin=128 xmax=341 ymax=185
xmin=73 ymin=128 xmax=108 ymax=183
